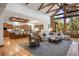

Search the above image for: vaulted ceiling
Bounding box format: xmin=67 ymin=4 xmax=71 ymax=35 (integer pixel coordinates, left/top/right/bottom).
xmin=25 ymin=3 xmax=79 ymax=19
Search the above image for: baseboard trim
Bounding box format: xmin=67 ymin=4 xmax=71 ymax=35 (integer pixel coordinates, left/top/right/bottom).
xmin=0 ymin=45 xmax=4 ymax=47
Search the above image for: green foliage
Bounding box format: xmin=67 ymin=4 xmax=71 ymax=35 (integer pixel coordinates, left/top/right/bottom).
xmin=70 ymin=18 xmax=79 ymax=31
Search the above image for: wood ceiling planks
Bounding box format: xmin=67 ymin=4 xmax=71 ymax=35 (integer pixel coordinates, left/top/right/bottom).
xmin=9 ymin=17 xmax=29 ymax=23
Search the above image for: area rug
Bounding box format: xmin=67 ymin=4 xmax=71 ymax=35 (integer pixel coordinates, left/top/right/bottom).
xmin=19 ymin=40 xmax=72 ymax=56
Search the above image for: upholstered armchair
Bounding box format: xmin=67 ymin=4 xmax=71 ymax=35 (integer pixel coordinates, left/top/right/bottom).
xmin=28 ymin=34 xmax=40 ymax=47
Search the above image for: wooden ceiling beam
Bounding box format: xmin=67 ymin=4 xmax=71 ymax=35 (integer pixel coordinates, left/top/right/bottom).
xmin=42 ymin=3 xmax=53 ymax=9
xmin=54 ymin=13 xmax=79 ymax=19
xmin=25 ymin=3 xmax=29 ymax=5
xmin=61 ymin=3 xmax=79 ymax=13
xmin=46 ymin=3 xmax=79 ymax=16
xmin=60 ymin=3 xmax=63 ymax=6
xmin=66 ymin=7 xmax=70 ymax=12
xmin=63 ymin=3 xmax=79 ymax=9
xmin=45 ymin=4 xmax=55 ymax=14
xmin=51 ymin=8 xmax=61 ymax=17
xmin=69 ymin=3 xmax=79 ymax=6
xmin=38 ymin=3 xmax=53 ymax=10
xmin=71 ymin=5 xmax=79 ymax=9
xmin=67 ymin=5 xmax=79 ymax=9
xmin=55 ymin=9 xmax=79 ymax=16
xmin=46 ymin=3 xmax=64 ymax=14
xmin=38 ymin=3 xmax=44 ymax=10
xmin=47 ymin=8 xmax=60 ymax=14
xmin=56 ymin=3 xmax=62 ymax=8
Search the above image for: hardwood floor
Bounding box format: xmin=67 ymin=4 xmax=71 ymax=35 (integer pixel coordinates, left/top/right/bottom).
xmin=0 ymin=37 xmax=79 ymax=56
xmin=0 ymin=37 xmax=32 ymax=56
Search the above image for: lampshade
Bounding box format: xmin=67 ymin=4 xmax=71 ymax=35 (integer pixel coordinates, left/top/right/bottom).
xmin=21 ymin=29 xmax=24 ymax=31
xmin=35 ymin=28 xmax=39 ymax=31
xmin=49 ymin=28 xmax=53 ymax=31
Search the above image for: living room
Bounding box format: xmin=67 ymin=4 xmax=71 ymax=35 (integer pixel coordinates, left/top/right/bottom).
xmin=0 ymin=3 xmax=79 ymax=56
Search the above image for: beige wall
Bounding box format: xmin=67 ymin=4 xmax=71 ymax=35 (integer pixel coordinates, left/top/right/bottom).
xmin=0 ymin=3 xmax=7 ymax=45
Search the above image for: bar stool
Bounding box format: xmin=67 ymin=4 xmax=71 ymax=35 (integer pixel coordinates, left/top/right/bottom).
xmin=15 ymin=31 xmax=20 ymax=39
xmin=19 ymin=31 xmax=24 ymax=38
